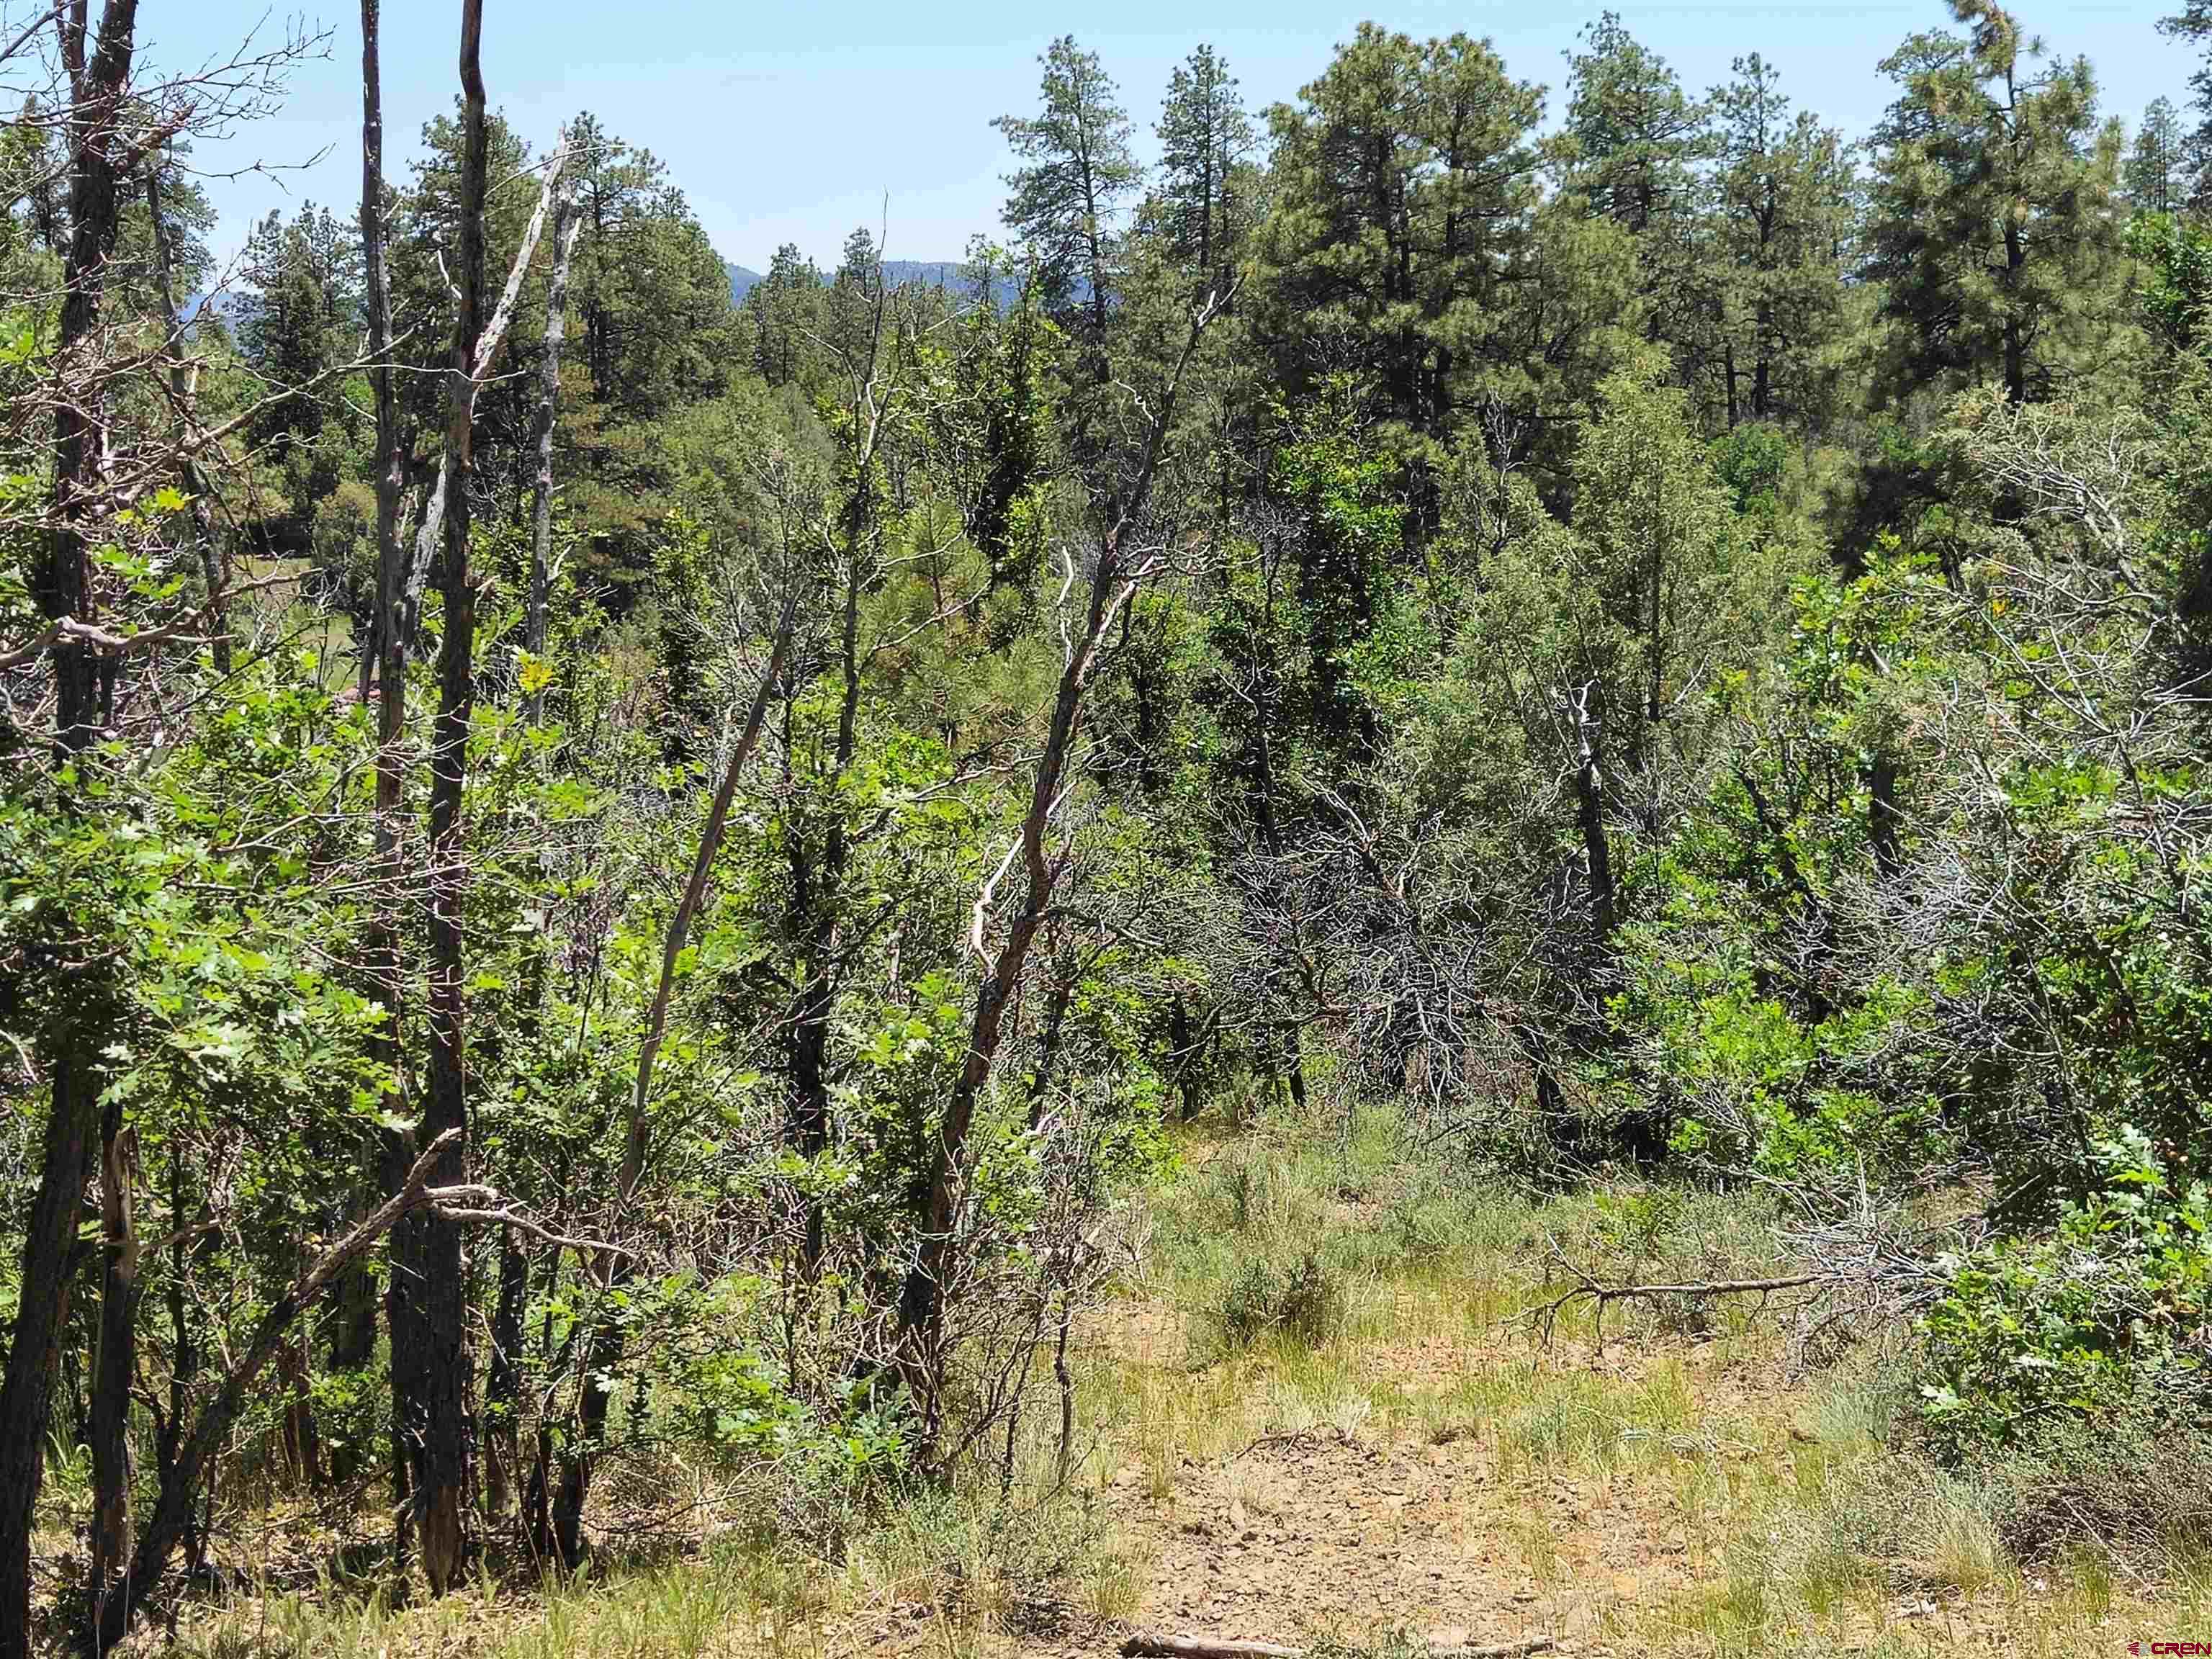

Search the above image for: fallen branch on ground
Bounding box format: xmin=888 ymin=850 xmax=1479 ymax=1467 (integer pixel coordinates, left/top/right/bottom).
xmin=1529 ymin=1238 xmax=1822 ymax=1352
xmin=1119 ymin=1632 xmax=1554 ymax=1659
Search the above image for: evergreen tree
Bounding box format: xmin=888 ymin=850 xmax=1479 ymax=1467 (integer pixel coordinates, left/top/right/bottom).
xmin=1709 ymin=54 xmax=1853 ymax=426
xmin=1258 ymin=25 xmax=1545 ymax=449
xmin=746 ymin=240 xmax=824 ymax=389
xmin=1153 ymin=44 xmax=1254 ymax=291
xmin=1864 ymin=0 xmax=2126 ymax=406
xmin=1558 ymin=14 xmax=1730 ymax=410
xmin=992 ymin=35 xmax=1138 ymax=351
xmin=2126 ymin=95 xmax=2190 ymax=212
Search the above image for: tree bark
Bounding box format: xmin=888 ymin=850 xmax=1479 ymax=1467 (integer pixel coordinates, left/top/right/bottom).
xmin=87 ymin=1115 xmax=139 ymax=1635
xmin=1869 ymin=751 xmax=1902 ymax=884
xmin=481 ymin=1225 xmax=526 ymax=1523
xmin=786 ymin=356 xmax=881 ymax=1274
xmin=0 ymin=7 xmax=143 ymax=1653
xmin=1571 ymin=685 xmax=1617 ymax=943
xmin=393 ymin=0 xmax=492 ymax=1594
xmin=354 ymin=0 xmax=419 ymax=1559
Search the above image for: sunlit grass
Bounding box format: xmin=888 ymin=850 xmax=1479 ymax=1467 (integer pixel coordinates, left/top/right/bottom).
xmin=149 ymin=1099 xmax=2212 ymax=1657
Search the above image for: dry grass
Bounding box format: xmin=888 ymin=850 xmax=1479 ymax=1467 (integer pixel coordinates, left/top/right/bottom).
xmin=135 ymin=1101 xmax=2212 ymax=1657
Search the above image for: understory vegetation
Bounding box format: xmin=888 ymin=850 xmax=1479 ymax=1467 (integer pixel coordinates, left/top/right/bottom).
xmin=6 ymin=0 xmax=2212 ymax=1653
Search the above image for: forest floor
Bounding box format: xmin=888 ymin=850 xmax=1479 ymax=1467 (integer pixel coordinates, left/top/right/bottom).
xmin=146 ymin=1109 xmax=2212 ymax=1658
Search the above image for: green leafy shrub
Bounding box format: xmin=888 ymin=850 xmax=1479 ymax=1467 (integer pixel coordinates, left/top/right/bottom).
xmin=1917 ymin=1128 xmax=2212 ymax=1459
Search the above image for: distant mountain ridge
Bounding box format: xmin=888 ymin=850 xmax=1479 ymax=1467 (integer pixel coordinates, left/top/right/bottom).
xmin=725 ymin=258 xmax=1008 ymax=307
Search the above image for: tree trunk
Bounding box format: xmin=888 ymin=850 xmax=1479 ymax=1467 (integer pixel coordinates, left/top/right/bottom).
xmin=394 ymin=0 xmax=492 ymax=1594
xmin=894 ymin=292 xmax=1220 ymax=1455
xmin=2002 ymin=220 xmax=2026 ymax=405
xmin=1572 ymin=687 xmax=1617 ymax=943
xmin=0 ymin=8 xmax=143 ymax=1653
xmin=88 ymin=1114 xmax=139 ymax=1635
xmin=481 ymin=1226 xmax=526 ymax=1524
xmin=1869 ymin=751 xmax=1902 ymax=884
xmin=1752 ymin=298 xmax=1772 ymax=421
xmin=354 ymin=0 xmax=418 ymax=1560
xmin=523 ymin=141 xmax=582 ymax=725
xmin=787 ymin=451 xmax=871 ymax=1275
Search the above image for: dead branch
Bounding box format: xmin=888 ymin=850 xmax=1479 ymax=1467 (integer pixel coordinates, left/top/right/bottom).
xmin=1530 ymin=1241 xmax=1823 ymax=1353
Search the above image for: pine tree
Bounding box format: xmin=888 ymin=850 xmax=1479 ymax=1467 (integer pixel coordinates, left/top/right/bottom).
xmin=2126 ymin=95 xmax=2190 ymax=213
xmin=1709 ymin=54 xmax=1852 ymax=426
xmin=1864 ymin=0 xmax=2126 ymax=406
xmin=992 ymin=35 xmax=1138 ymax=351
xmin=1560 ymin=13 xmax=1721 ymax=405
xmin=1259 ymin=25 xmax=1545 ymax=446
xmin=1154 ymin=45 xmax=1254 ymax=291
xmin=746 ymin=241 xmax=824 ymax=389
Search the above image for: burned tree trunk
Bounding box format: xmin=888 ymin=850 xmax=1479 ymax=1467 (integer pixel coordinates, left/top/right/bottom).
xmin=481 ymin=1226 xmax=527 ymax=1522
xmin=87 ymin=1115 xmax=140 ymax=1635
xmin=354 ymin=0 xmax=421 ymax=1558
xmin=1869 ymin=751 xmax=1903 ymax=884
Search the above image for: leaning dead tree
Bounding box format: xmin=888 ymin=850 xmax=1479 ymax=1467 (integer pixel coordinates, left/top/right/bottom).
xmin=536 ymin=583 xmax=799 ymax=1565
xmin=895 ymin=282 xmax=1231 ymax=1456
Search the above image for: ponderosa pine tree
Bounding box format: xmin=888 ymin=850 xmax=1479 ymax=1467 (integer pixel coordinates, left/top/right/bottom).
xmin=1258 ymin=25 xmax=1545 ymax=449
xmin=1560 ymin=12 xmax=1721 ymax=398
xmin=1864 ymin=0 xmax=2127 ymax=406
xmin=1153 ymin=45 xmax=1254 ymax=293
xmin=993 ymin=35 xmax=1136 ymax=359
xmin=1709 ymin=53 xmax=1853 ymax=426
xmin=2127 ymin=96 xmax=2190 ymax=212
xmin=747 ymin=241 xmax=826 ymax=389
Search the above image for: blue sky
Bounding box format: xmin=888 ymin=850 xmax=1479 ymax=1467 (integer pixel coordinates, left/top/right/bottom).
xmin=173 ymin=0 xmax=2188 ymax=274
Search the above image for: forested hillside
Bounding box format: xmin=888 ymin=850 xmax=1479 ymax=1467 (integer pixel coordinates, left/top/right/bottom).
xmin=4 ymin=1 xmax=2212 ymax=1653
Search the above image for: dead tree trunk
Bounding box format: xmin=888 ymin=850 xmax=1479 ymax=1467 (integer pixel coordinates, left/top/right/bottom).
xmin=523 ymin=135 xmax=581 ymax=725
xmin=785 ymin=288 xmax=894 ymax=1274
xmin=353 ymin=0 xmax=422 ymax=1560
xmin=1570 ymin=683 xmax=1617 ymax=943
xmin=392 ymin=0 xmax=493 ymax=1594
xmin=1869 ymin=751 xmax=1902 ymax=884
xmin=541 ymin=593 xmax=798 ymax=1565
xmin=481 ymin=1225 xmax=527 ymax=1522
xmin=894 ymin=290 xmax=1224 ymax=1458
xmin=0 ymin=8 xmax=144 ymax=1655
xmin=143 ymin=166 xmax=228 ymax=675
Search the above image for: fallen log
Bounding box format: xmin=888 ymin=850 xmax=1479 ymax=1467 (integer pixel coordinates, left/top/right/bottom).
xmin=1118 ymin=1632 xmax=1554 ymax=1659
